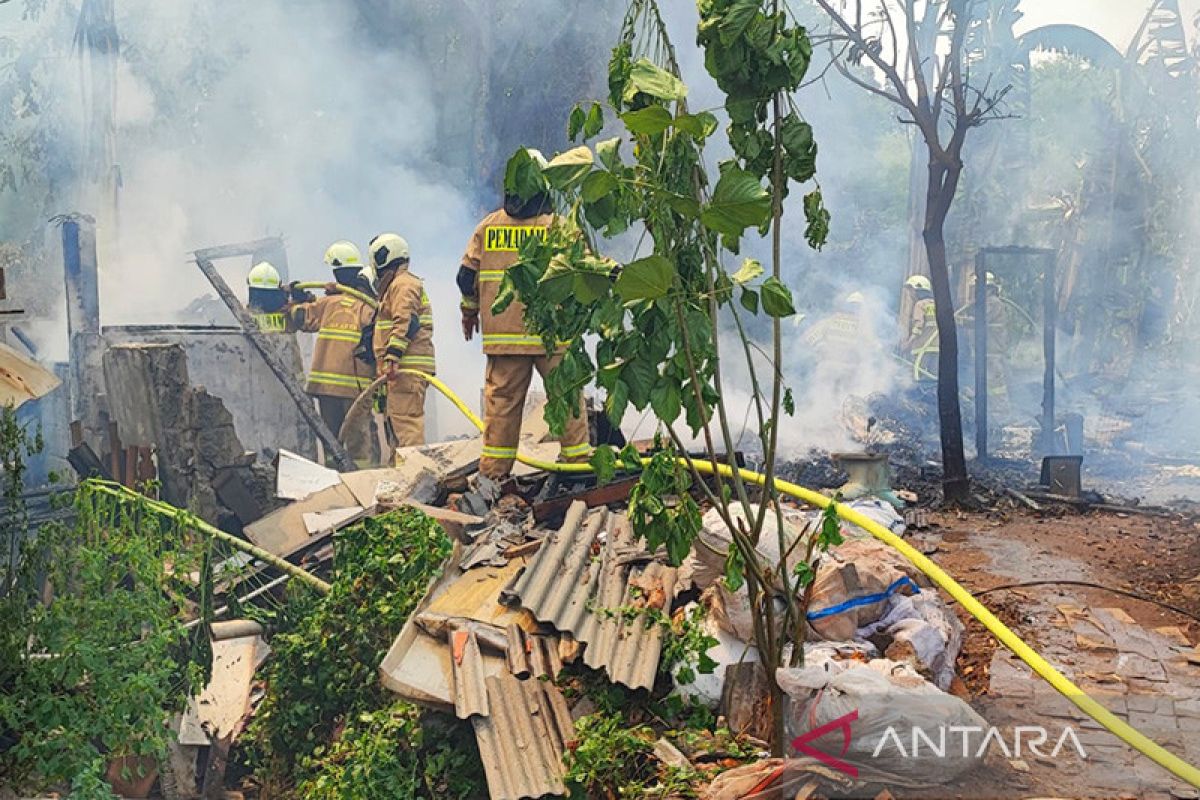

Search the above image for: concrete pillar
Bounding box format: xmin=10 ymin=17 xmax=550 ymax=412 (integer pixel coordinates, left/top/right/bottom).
xmin=58 ymin=214 xmax=107 ymax=443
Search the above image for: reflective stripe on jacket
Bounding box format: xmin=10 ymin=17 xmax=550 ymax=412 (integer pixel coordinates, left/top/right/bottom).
xmin=373 ymin=269 xmax=436 ymax=374
xmin=290 ymin=293 xmax=374 ymax=399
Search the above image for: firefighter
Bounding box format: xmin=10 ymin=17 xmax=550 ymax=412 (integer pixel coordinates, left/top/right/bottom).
xmin=369 ymin=233 xmax=435 ymax=452
xmin=457 ymin=149 xmax=590 ymax=481
xmin=246 ymin=261 xmax=288 ymax=332
xmin=902 ymin=275 xmax=938 ymax=381
xmin=286 ymin=241 xmax=377 ymax=463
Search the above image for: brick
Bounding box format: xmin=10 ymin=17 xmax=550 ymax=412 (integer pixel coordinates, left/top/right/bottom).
xmin=1128 ymin=710 xmax=1177 ymax=731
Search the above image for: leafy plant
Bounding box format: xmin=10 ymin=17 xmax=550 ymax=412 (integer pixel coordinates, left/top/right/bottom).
xmin=495 ymin=0 xmax=841 ymax=752
xmin=565 ymin=712 xmax=697 ymax=799
xmin=0 ymin=481 xmax=208 ymax=798
xmin=245 ymin=507 xmax=478 ymax=795
xmin=296 ymin=702 xmax=483 ymax=800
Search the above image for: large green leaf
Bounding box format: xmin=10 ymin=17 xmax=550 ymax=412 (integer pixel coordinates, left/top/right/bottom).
xmin=584 ymin=102 xmax=605 ymax=139
xmin=605 ymin=380 xmax=630 ymax=425
xmin=503 ymin=148 xmax=546 ymax=201
xmin=589 ymin=445 xmax=617 ymax=486
xmin=718 ymin=0 xmax=759 ymax=45
xmin=622 ymin=356 xmax=658 ymax=408
xmin=761 ymin=276 xmax=796 ymax=318
xmin=781 ymin=113 xmax=817 ymax=183
xmin=567 ymin=105 xmax=586 ymax=141
xmin=613 ymin=255 xmax=675 ymax=301
xmin=537 ymin=254 xmax=577 ymax=304
xmin=623 ymin=58 xmax=688 ymax=103
xmin=673 ymin=111 xmax=718 ymax=139
xmin=739 ymin=287 xmax=759 ymax=315
xmin=581 ymin=170 xmax=618 ymax=203
xmin=573 ymin=255 xmax=617 ymax=304
xmin=596 ymin=137 xmax=622 ymax=170
xmin=583 ymin=193 xmax=618 ymax=229
xmin=700 ymin=166 xmax=771 ymax=237
xmin=542 ymin=146 xmax=593 ymax=190
xmin=650 ymin=380 xmax=682 ymax=423
xmin=621 ymin=105 xmax=673 ymax=136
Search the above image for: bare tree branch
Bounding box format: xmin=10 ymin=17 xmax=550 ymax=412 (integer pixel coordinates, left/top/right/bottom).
xmin=830 ymin=57 xmax=907 ymax=107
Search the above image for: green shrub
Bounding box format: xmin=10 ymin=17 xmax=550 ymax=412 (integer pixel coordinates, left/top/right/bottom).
xmin=246 ymin=506 xmax=451 ymax=782
xmin=0 ymin=480 xmax=207 ymax=798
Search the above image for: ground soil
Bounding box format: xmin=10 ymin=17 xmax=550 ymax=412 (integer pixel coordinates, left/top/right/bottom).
xmin=886 ymin=502 xmax=1200 ymax=799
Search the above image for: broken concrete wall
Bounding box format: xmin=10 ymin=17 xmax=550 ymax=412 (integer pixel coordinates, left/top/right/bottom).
xmin=103 ymin=342 xmax=278 ymax=527
xmin=103 ymin=325 xmax=316 ymax=459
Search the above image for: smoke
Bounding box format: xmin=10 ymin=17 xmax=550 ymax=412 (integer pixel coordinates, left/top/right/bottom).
xmin=8 ymin=0 xmax=1200 ymax=489
xmin=2 ymin=0 xmax=615 ymax=436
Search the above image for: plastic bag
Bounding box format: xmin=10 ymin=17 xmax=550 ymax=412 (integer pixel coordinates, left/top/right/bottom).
xmin=778 ymin=660 xmax=987 ymax=786
xmin=857 ymin=591 xmax=964 ymax=690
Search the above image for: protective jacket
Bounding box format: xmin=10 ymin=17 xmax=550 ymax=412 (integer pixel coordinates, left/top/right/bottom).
xmin=374 ymin=268 xmax=436 ymax=374
xmin=460 ymin=208 xmax=562 ymax=355
xmin=905 ymin=296 xmax=939 ymax=380
xmin=289 ymin=293 xmax=375 ymax=398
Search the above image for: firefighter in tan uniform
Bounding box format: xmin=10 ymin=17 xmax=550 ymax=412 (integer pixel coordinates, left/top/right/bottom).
xmin=369 ymin=233 xmax=436 ymax=452
xmin=286 ymin=241 xmax=377 ymax=463
xmin=901 ymin=275 xmax=938 ymax=381
xmin=247 ymin=261 xmax=289 ymax=333
xmin=458 ymin=153 xmax=591 ymax=480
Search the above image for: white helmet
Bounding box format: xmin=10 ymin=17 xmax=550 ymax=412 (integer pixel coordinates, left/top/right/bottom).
xmin=247 ymin=261 xmax=281 ymax=289
xmin=905 ymin=275 xmax=932 ymax=292
xmin=324 ymin=240 xmax=363 ymax=269
xmin=368 ymin=233 xmax=410 ymax=272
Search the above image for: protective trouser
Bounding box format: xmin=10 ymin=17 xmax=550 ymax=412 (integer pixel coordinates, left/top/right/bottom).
xmin=317 ymin=395 xmax=376 ymax=466
xmin=479 ymin=354 xmax=590 ymax=480
xmin=385 ymin=370 xmax=429 ymax=453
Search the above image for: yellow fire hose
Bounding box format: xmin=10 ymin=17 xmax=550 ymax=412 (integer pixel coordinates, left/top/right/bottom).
xmin=398 ymin=369 xmax=1200 ymax=788
xmin=292 ymin=281 xmax=379 ymax=309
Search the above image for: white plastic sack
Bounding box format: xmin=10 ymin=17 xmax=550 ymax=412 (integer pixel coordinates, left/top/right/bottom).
xmin=681 ymin=502 xmax=811 ymax=590
xmin=857 ymin=591 xmax=964 ymax=691
xmin=778 ymin=660 xmax=987 ymax=786
xmin=671 ymin=602 xmax=759 ymax=708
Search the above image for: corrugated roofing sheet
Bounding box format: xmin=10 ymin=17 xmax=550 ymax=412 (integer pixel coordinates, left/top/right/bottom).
xmin=512 ymin=502 xmax=677 ymax=691
xmin=510 ymin=502 xmax=604 ymax=637
xmin=472 ymin=670 xmax=574 ymax=800
xmin=451 ymin=629 xmax=489 ymax=720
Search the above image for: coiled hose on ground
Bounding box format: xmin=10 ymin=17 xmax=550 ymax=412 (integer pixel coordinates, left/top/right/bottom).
xmin=390 ymin=368 xmax=1200 ymax=788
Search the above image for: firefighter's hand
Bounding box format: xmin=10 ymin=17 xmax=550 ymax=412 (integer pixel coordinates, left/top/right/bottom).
xmin=462 ymin=311 xmax=480 ymax=341
xmin=286 ymin=282 xmax=313 ymax=303
xmin=382 ymin=359 xmax=401 ymax=382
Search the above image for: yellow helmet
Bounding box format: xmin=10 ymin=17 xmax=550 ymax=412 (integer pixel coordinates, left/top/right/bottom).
xmin=324 ymin=240 xmax=363 ymax=268
xmin=368 ymin=233 xmax=410 ymax=271
xmin=247 ymin=261 xmax=281 ymax=289
xmin=905 ymin=275 xmax=932 ymax=292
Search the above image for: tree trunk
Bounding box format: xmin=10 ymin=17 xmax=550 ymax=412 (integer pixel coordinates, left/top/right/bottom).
xmin=924 ymin=154 xmax=970 ymax=503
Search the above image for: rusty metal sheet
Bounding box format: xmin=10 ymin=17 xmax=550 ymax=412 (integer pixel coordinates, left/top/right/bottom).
xmin=472 ymin=670 xmax=574 ymax=800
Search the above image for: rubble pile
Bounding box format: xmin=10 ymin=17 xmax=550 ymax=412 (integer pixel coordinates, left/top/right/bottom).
xmin=137 ymin=425 xmax=984 ymax=800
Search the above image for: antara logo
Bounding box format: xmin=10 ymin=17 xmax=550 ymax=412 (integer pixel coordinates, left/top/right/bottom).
xmin=791 ymin=710 xmax=860 ymax=778
xmin=791 ymin=710 xmax=1088 ymax=779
